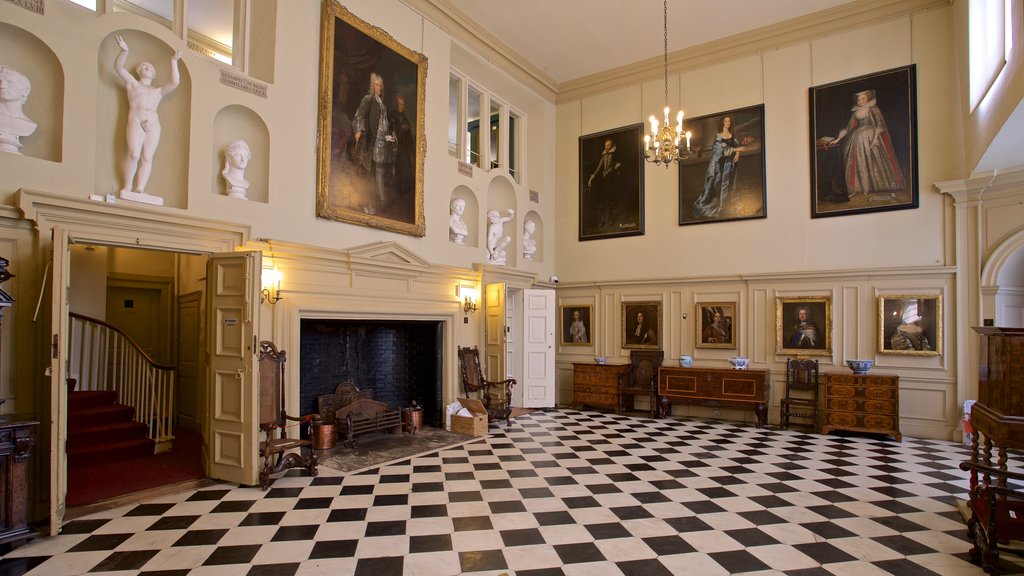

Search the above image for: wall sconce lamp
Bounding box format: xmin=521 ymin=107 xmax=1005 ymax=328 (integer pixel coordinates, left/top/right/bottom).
xmin=261 ymin=267 xmax=283 ymax=304
xmin=458 ymin=285 xmax=478 ymax=314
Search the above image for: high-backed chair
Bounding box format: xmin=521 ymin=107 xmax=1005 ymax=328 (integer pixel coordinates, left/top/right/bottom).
xmin=258 ymin=341 xmax=320 ymax=490
xmin=619 ymin=350 xmax=664 ymax=417
xmin=780 ymin=358 xmax=819 ymax=431
xmin=457 ymin=346 xmax=516 ymax=426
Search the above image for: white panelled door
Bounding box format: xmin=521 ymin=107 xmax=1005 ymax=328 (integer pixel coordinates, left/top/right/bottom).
xmin=521 ymin=289 xmax=555 ymax=408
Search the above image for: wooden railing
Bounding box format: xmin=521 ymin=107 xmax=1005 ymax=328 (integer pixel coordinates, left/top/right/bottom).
xmin=69 ymin=313 xmax=176 ymax=452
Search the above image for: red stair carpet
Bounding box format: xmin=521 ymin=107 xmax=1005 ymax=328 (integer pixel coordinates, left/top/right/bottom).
xmin=66 ymin=391 xmax=205 ymax=508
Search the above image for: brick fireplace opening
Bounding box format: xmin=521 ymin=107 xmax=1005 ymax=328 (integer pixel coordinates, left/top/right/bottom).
xmin=299 ymin=319 xmax=444 ymax=428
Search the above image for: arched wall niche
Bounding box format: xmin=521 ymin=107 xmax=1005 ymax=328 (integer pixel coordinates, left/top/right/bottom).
xmin=982 ymin=227 xmax=1024 ymax=327
xmin=0 ymin=22 xmax=63 ymax=161
xmin=450 ymin=185 xmax=478 ymax=248
xmin=213 ymin=105 xmax=269 ymax=203
xmin=523 ymin=209 xmax=543 ymax=263
xmin=485 ymin=174 xmax=517 ymax=267
xmin=95 ymin=31 xmax=191 ymax=208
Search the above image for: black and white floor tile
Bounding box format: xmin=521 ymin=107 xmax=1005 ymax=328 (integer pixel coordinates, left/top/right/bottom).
xmin=0 ymin=409 xmax=1017 ymax=576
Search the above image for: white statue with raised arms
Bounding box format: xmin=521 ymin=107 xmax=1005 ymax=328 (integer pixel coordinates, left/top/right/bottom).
xmin=113 ymin=35 xmax=182 ymax=204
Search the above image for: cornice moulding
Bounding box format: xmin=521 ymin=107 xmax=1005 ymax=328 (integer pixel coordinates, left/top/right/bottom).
xmin=555 ymin=0 xmax=949 ymax=103
xmin=401 ymin=0 xmax=558 ymax=101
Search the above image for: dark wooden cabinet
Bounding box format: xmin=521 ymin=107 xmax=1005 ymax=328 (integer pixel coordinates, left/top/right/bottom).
xmin=657 ymin=366 xmax=768 ymax=427
xmin=820 ymin=372 xmax=901 ymax=441
xmin=968 ymin=327 xmax=1024 ymax=454
xmin=0 ymin=417 xmax=37 ymax=547
xmin=961 ymin=327 xmax=1024 ymax=574
xmin=573 ymin=363 xmax=629 ymax=413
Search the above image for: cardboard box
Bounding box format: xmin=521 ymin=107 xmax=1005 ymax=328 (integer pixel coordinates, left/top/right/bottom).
xmin=449 ymin=397 xmax=488 ymax=436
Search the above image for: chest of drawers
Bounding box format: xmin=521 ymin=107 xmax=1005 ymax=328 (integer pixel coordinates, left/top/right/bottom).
xmin=820 ymin=372 xmax=901 ymax=441
xmin=573 ymin=363 xmax=629 ymax=413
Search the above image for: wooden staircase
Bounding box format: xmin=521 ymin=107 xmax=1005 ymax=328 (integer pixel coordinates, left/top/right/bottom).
xmin=67 ymin=390 xmax=154 ymax=467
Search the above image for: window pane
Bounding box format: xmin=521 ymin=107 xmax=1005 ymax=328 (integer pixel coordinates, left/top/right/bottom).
xmin=466 ymin=86 xmax=482 ymax=167
xmin=969 ymin=0 xmax=1007 ymax=108
xmin=187 ymin=0 xmax=234 ymax=64
xmin=68 ymin=0 xmax=97 ymax=10
xmin=509 ymin=112 xmax=520 ymax=183
xmin=115 ymin=0 xmax=173 ymax=34
xmin=489 ymin=100 xmax=501 ymax=169
xmin=448 ymin=74 xmax=460 ymax=158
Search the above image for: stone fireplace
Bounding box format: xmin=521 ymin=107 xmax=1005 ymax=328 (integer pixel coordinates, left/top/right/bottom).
xmin=299 ymin=319 xmax=443 ymax=428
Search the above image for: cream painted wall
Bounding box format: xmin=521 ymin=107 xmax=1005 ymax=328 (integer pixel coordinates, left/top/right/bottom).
xmin=0 ymin=0 xmax=555 ymax=283
xmin=553 ymin=6 xmax=966 ymax=440
xmin=555 ymin=10 xmax=959 ymax=282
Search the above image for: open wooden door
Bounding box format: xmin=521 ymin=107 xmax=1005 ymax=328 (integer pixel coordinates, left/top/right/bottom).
xmin=49 ymin=226 xmax=71 ymax=535
xmin=484 ymin=283 xmax=506 ymax=382
xmin=521 ymin=289 xmax=555 ymax=408
xmin=206 ymin=251 xmax=260 ymax=486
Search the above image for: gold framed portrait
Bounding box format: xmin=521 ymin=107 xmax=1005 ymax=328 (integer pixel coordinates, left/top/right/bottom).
xmin=776 ymin=296 xmax=832 ymax=356
xmin=560 ymin=305 xmax=592 ymax=346
xmin=622 ymin=301 xmax=661 ymax=350
xmin=316 ymin=2 xmax=427 ymax=236
xmin=878 ymin=294 xmax=941 ymax=356
xmin=696 ymin=302 xmax=736 ymax=349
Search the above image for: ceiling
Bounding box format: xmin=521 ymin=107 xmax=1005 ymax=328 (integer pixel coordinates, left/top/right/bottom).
xmin=442 ymin=0 xmax=850 ymax=84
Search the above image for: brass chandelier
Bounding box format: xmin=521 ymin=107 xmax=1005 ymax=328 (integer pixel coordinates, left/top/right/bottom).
xmin=644 ymin=0 xmax=692 ymax=166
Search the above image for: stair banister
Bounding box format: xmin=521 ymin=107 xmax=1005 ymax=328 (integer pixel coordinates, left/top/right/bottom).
xmin=68 ymin=313 xmax=176 ymax=452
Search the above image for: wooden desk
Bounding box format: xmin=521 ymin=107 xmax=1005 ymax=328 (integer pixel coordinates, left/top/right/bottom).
xmin=573 ymin=363 xmax=629 ymax=413
xmin=657 ymin=366 xmax=768 ymax=427
xmin=820 ymin=372 xmax=901 ymax=441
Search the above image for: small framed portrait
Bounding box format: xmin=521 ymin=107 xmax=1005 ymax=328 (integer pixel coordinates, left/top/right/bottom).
xmin=560 ymin=305 xmax=593 ymax=346
xmin=809 ymin=65 xmax=918 ymax=218
xmin=678 ymin=104 xmax=766 ymax=226
xmin=622 ymin=301 xmax=661 ymax=350
xmin=878 ymin=294 xmax=941 ymax=356
xmin=696 ymin=302 xmax=736 ymax=349
xmin=776 ymin=297 xmax=832 ymax=356
xmin=579 ymin=124 xmax=645 ymax=241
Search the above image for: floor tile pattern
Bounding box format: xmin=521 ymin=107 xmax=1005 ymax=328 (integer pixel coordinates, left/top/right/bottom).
xmin=1 ymin=409 xmax=1019 ymax=575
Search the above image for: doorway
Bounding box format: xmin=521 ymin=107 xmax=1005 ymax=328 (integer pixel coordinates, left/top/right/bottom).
xmin=66 ymin=244 xmax=208 ymax=508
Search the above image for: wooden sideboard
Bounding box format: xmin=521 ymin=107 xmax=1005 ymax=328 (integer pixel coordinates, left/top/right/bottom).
xmin=657 ymin=366 xmax=768 ymax=428
xmin=0 ymin=417 xmax=37 ymax=548
xmin=573 ymin=363 xmax=629 ymax=413
xmin=820 ymin=372 xmax=901 ymax=441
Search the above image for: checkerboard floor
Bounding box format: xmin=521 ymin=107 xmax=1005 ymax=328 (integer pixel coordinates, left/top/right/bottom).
xmin=1 ymin=409 xmax=1017 ymax=575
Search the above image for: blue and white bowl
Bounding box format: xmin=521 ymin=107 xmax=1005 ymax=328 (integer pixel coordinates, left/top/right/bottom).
xmin=846 ymin=359 xmax=874 ymax=374
xmin=594 ymin=356 xmax=608 ymax=365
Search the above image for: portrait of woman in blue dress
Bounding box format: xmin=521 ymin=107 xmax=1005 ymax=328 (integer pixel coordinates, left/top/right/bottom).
xmin=693 ymin=115 xmax=753 ymax=218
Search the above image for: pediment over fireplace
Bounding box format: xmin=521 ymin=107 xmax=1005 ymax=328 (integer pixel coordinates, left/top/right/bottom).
xmin=346 ymin=241 xmax=430 ymax=279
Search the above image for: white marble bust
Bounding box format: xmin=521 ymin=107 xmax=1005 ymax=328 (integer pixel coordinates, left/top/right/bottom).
xmin=222 ymin=140 xmax=252 ymax=199
xmin=449 ymin=198 xmax=468 ymax=244
xmin=0 ymin=66 xmax=37 ymax=155
xmin=522 ymin=219 xmax=537 ymax=260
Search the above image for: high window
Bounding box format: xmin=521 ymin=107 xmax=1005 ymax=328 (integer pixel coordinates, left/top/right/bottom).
xmin=448 ymin=69 xmax=524 ymax=183
xmin=969 ymin=0 xmax=1015 ymax=110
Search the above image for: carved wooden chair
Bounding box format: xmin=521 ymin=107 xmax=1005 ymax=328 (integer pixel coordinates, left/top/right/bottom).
xmin=458 ymin=346 xmax=516 ymax=426
xmin=960 ymin=441 xmax=1024 ymax=575
xmin=258 ymin=341 xmax=320 ymax=490
xmin=780 ymin=358 xmax=820 ymax=431
xmin=619 ymin=350 xmax=663 ymax=417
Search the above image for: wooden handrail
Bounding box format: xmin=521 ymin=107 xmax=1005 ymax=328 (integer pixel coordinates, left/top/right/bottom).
xmin=68 ymin=313 xmax=176 ymax=452
xmin=70 ymin=312 xmax=175 ymax=370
